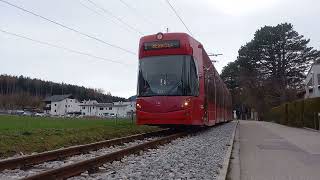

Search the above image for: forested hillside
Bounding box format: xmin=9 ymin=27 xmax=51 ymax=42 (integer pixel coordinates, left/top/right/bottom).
xmin=0 ymin=74 xmax=126 ymax=109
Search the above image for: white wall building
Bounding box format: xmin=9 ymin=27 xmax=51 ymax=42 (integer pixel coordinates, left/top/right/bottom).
xmin=305 ymin=63 xmax=320 ymax=99
xmin=80 ymin=100 xmax=136 ymax=118
xmin=43 ymin=94 xmax=81 ymax=116
xmin=80 ymin=100 xmax=113 ymax=117
xmin=113 ymin=101 xmax=136 ymax=117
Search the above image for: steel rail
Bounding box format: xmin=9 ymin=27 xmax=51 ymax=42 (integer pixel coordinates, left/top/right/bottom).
xmin=22 ymin=132 xmax=187 ymax=180
xmin=0 ymin=129 xmax=172 ymax=171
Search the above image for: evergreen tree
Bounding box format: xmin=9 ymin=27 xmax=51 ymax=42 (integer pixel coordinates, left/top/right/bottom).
xmin=221 ymin=23 xmax=320 ymax=118
xmin=0 ymin=74 xmax=127 ymax=109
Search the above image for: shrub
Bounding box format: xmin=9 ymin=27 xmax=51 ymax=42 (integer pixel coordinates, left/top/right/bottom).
xmin=266 ymin=97 xmax=320 ymax=129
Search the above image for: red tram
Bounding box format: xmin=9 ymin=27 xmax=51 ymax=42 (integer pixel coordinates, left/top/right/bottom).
xmin=136 ymin=32 xmax=232 ymax=126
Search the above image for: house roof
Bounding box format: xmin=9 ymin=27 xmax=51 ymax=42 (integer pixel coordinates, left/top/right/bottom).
xmin=79 ymin=102 xmax=130 ymax=107
xmin=43 ymin=94 xmax=73 ymax=102
xmin=80 ymin=103 xmax=113 ymax=107
xmin=113 ymin=104 xmax=129 ymax=107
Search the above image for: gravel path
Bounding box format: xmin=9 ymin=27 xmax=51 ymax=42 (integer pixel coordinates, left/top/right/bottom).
xmin=75 ymin=121 xmax=236 ymax=180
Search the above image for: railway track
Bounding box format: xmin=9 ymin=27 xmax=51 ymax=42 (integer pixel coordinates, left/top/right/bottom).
xmin=0 ymin=129 xmax=172 ymax=171
xmin=0 ymin=129 xmax=189 ymax=179
xmin=23 ymin=132 xmax=187 ymax=180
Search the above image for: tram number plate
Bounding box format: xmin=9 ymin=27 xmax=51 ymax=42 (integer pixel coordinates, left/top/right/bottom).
xmin=144 ymin=40 xmax=180 ymax=50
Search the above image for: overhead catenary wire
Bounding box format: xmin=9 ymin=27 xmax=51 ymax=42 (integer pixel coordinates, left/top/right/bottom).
xmin=118 ymin=0 xmax=159 ymax=31
xmin=165 ymin=0 xmax=193 ymax=36
xmin=0 ymin=0 xmax=136 ymax=55
xmin=77 ymin=0 xmax=136 ymax=36
xmin=0 ymin=28 xmax=131 ymax=66
xmin=84 ymin=0 xmax=144 ymax=36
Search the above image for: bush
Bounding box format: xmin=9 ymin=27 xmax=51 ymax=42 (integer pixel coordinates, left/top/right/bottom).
xmin=287 ymin=100 xmax=304 ymax=127
xmin=303 ymin=97 xmax=320 ymax=129
xmin=266 ymin=97 xmax=320 ymax=129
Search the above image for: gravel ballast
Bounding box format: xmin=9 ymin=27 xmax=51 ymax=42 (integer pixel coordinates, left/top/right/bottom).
xmin=0 ymin=138 xmax=158 ymax=179
xmin=80 ymin=121 xmax=237 ymax=180
xmin=0 ymin=122 xmax=236 ymax=180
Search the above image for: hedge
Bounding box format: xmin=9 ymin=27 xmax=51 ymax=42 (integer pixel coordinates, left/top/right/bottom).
xmin=266 ymin=97 xmax=320 ymax=129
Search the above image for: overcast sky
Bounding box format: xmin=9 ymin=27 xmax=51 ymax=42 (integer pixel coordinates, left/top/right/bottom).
xmin=1 ymin=0 xmax=319 ymax=98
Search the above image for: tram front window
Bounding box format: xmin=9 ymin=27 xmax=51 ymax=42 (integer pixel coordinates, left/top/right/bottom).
xmin=138 ymin=55 xmax=199 ymax=97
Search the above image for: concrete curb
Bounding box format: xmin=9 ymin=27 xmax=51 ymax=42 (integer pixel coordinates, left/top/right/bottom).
xmin=217 ymin=120 xmax=239 ymax=180
xmin=303 ymin=127 xmax=320 ymax=133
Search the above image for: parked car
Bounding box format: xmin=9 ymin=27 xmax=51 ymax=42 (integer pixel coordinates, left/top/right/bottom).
xmin=76 ymin=115 xmax=84 ymax=118
xmin=65 ymin=114 xmax=75 ymax=118
xmin=12 ymin=110 xmax=24 ymax=115
xmin=108 ymin=114 xmax=116 ymax=118
xmin=22 ymin=111 xmax=33 ymax=116
xmin=34 ymin=113 xmax=44 ymax=117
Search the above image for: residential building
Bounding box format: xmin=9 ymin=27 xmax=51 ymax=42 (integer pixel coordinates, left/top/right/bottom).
xmin=305 ymin=63 xmax=320 ymax=99
xmin=80 ymin=100 xmax=113 ymax=117
xmin=43 ymin=94 xmax=81 ymax=115
xmin=80 ymin=100 xmax=136 ymax=118
xmin=113 ymin=101 xmax=136 ymax=117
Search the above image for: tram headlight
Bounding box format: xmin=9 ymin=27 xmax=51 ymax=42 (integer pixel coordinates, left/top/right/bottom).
xmin=181 ymin=98 xmax=192 ymax=109
xmin=136 ymin=103 xmax=142 ymax=110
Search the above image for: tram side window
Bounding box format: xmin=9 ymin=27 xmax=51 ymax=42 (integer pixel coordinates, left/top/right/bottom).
xmin=221 ymin=88 xmax=223 ymax=108
xmin=219 ymin=88 xmax=222 ymax=108
xmin=189 ymin=58 xmax=199 ymax=96
xmin=222 ymin=88 xmax=225 ymax=108
xmin=212 ymin=74 xmax=216 ymax=104
xmin=219 ymin=89 xmax=222 ymax=109
xmin=207 ymin=75 xmax=212 ymax=103
xmin=205 ymin=70 xmax=214 ymax=103
xmin=210 ymin=73 xmax=215 ymax=103
xmin=215 ymin=83 xmax=218 ymax=107
xmin=217 ymin=87 xmax=221 ymax=108
xmin=217 ymin=82 xmax=222 ymax=108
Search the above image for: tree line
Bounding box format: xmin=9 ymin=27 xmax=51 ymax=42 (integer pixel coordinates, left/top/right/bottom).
xmin=221 ymin=23 xmax=320 ymax=119
xmin=0 ymin=74 xmax=126 ymax=109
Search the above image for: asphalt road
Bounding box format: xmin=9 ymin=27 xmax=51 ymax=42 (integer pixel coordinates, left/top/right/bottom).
xmin=232 ymin=120 xmax=320 ymax=180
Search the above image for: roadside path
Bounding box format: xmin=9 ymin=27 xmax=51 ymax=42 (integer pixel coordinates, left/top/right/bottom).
xmin=239 ymin=121 xmax=320 ymax=180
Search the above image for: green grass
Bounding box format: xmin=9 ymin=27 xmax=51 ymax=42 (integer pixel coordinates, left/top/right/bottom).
xmin=0 ymin=115 xmax=160 ymax=158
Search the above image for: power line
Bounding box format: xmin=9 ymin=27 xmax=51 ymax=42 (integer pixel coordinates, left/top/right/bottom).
xmin=78 ymin=0 xmax=136 ymax=36
xmin=84 ymin=0 xmax=144 ymax=36
xmin=78 ymin=0 xmax=119 ymax=27
xmin=165 ymin=0 xmax=193 ymax=36
xmin=119 ymin=0 xmax=158 ymax=30
xmin=0 ymin=28 xmax=131 ymax=66
xmin=0 ymin=0 xmax=136 ymax=55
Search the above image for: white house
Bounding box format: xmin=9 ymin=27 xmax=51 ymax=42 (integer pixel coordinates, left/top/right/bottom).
xmin=113 ymin=101 xmax=136 ymax=117
xmin=80 ymin=100 xmax=113 ymax=117
xmin=305 ymin=63 xmax=320 ymax=99
xmin=43 ymin=94 xmax=81 ymax=116
xmin=80 ymin=100 xmax=136 ymax=118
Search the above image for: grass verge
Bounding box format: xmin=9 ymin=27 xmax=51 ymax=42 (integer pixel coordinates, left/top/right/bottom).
xmin=0 ymin=115 xmax=160 ymax=158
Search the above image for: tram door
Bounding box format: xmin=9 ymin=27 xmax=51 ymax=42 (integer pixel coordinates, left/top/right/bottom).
xmin=204 ymin=69 xmax=209 ymax=125
xmin=213 ymin=72 xmax=217 ymax=124
xmin=204 ymin=67 xmax=217 ymax=125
